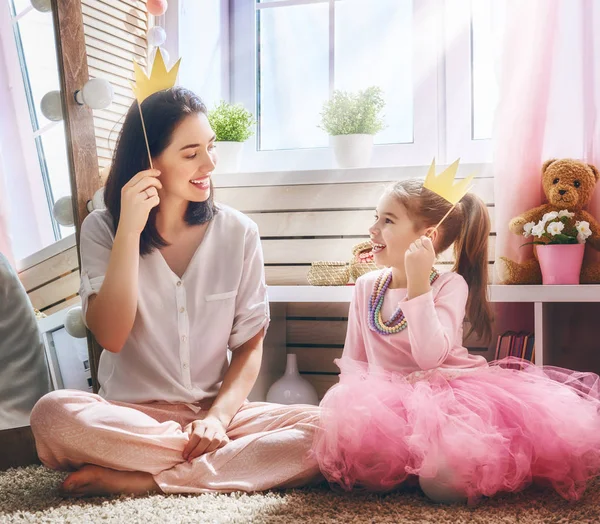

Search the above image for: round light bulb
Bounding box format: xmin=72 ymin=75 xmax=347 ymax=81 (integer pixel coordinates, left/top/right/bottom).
xmin=147 ymin=26 xmax=166 ymax=47
xmin=64 ymin=307 xmax=87 ymax=338
xmin=31 ymin=0 xmax=51 ymax=12
xmin=52 ymin=196 xmax=74 ymax=226
xmin=40 ymin=91 xmax=63 ymax=122
xmin=92 ymin=187 xmax=105 ymax=210
xmin=147 ymin=0 xmax=168 ymax=16
xmin=75 ymin=78 xmax=113 ymax=110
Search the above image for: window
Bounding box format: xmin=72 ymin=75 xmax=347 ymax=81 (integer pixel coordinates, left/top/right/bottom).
xmin=3 ymin=0 xmax=74 ymax=261
xmin=256 ymin=0 xmax=414 ymax=151
xmin=159 ymin=0 xmax=503 ymax=172
xmin=228 ymin=0 xmax=440 ymax=171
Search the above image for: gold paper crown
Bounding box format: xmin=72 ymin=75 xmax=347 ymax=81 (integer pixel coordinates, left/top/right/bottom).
xmin=423 ymin=158 xmax=475 ymax=205
xmin=131 ymin=48 xmax=181 ymax=104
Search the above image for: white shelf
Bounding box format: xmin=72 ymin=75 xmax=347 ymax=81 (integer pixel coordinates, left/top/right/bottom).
xmin=267 ymin=285 xmax=354 ymax=303
xmin=489 ymin=285 xmax=600 ymax=302
xmin=267 ymin=285 xmax=600 ymax=303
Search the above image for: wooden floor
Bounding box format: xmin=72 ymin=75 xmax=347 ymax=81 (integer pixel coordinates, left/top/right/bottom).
xmin=0 ymin=426 xmax=40 ymax=471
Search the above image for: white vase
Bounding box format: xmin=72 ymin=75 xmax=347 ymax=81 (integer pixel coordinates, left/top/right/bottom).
xmin=330 ymin=134 xmax=374 ymax=168
xmin=213 ymin=141 xmax=244 ymax=174
xmin=266 ymin=354 xmax=319 ymax=406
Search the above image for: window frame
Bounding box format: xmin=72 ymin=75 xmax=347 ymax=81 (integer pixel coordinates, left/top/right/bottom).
xmin=443 ymin=0 xmax=495 ymax=163
xmin=9 ymin=2 xmax=63 ymax=238
xmin=229 ymin=0 xmax=441 ymax=172
xmin=152 ymin=0 xmax=498 ymax=172
xmin=2 ymin=0 xmax=64 ymax=263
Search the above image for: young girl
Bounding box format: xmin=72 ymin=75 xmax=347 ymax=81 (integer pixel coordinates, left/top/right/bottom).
xmin=30 ymin=87 xmax=321 ymax=497
xmin=312 ymin=178 xmax=600 ymax=504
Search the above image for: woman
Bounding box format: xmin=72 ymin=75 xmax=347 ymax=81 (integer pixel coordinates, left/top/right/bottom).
xmin=30 ymin=87 xmax=321 ymax=497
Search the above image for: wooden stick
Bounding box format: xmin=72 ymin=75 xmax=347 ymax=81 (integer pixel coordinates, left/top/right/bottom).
xmin=427 ymin=202 xmax=457 ymax=238
xmin=138 ymin=102 xmax=153 ymax=169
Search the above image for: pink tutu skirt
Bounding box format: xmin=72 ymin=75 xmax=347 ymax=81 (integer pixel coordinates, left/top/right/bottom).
xmin=312 ymin=357 xmax=600 ymax=501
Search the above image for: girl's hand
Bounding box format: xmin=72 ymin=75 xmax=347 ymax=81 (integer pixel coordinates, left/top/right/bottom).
xmin=405 ymin=236 xmax=436 ymax=298
xmin=118 ymin=169 xmax=162 ymax=236
xmin=182 ymin=415 xmax=230 ymax=461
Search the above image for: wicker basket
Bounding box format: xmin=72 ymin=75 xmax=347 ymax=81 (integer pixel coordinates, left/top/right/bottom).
xmin=307 ymin=261 xmax=350 ymax=286
xmin=349 ymin=241 xmax=379 ymax=281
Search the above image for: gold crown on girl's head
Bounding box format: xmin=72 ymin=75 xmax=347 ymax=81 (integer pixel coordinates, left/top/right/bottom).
xmin=423 ymin=158 xmax=475 ymax=205
xmin=131 ymin=48 xmax=181 ymax=104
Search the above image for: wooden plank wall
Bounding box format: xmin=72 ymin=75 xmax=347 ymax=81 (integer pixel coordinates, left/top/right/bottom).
xmin=18 ymin=243 xmax=81 ymax=315
xmin=82 ymin=0 xmax=148 ymax=169
xmin=216 ymin=179 xmax=495 ymax=284
xmin=216 ymin=177 xmax=496 ymax=398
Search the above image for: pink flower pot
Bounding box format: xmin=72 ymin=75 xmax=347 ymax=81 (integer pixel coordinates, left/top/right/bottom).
xmin=536 ymin=243 xmax=585 ymax=285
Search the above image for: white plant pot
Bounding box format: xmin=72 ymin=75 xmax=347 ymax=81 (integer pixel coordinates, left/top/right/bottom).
xmin=330 ymin=133 xmax=374 ymax=168
xmin=266 ymin=354 xmax=319 ymax=406
xmin=213 ymin=141 xmax=244 ymax=174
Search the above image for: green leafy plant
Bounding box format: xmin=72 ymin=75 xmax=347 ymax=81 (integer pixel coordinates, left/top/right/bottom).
xmin=207 ymin=101 xmax=256 ymax=142
xmin=319 ymin=86 xmax=386 ymax=136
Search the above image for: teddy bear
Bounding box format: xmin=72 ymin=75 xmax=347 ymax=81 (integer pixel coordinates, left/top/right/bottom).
xmin=499 ymin=158 xmax=600 ymax=284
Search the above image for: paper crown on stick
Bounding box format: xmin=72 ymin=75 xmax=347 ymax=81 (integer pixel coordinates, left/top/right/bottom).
xmin=423 ymin=159 xmax=475 ymax=205
xmin=131 ymin=48 xmax=181 ymax=104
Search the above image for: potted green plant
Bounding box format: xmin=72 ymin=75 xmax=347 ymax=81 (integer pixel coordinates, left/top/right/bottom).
xmin=207 ymin=101 xmax=256 ymax=174
xmin=319 ymin=86 xmax=386 ymax=168
xmin=521 ymin=210 xmax=592 ymax=284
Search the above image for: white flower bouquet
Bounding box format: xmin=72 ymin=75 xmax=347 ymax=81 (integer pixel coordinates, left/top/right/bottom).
xmin=522 ymin=210 xmax=592 ymax=245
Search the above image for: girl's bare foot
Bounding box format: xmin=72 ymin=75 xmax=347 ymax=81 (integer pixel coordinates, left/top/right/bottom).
xmin=59 ymin=464 xmax=161 ymax=497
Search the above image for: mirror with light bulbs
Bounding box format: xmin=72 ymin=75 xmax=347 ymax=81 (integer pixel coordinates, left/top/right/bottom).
xmin=1 ymin=0 xmax=112 ymax=431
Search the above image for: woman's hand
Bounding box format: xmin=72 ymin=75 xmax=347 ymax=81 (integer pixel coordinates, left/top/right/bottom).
xmin=182 ymin=415 xmax=230 ymax=461
xmin=117 ymin=169 xmax=162 ymax=236
xmin=405 ymin=235 xmax=436 ymax=299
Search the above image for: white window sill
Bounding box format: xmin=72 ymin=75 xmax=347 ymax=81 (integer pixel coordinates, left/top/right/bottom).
xmin=212 ymin=163 xmax=493 ymax=188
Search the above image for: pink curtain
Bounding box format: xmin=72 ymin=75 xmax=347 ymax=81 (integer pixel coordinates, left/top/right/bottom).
xmin=494 ymin=0 xmax=600 ymax=279
xmin=492 ymin=0 xmax=560 ymax=279
xmin=582 ymin=0 xmax=600 ymax=265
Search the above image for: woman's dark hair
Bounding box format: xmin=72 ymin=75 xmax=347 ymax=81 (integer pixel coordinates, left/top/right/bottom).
xmin=104 ymin=87 xmax=218 ymax=255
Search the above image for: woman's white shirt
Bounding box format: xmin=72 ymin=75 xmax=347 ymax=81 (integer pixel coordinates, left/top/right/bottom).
xmin=79 ymin=204 xmax=270 ymax=404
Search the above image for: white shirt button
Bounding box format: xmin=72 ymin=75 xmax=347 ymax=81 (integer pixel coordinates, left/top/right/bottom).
xmin=180 ymin=307 xmax=185 ymax=313
xmin=182 ymin=362 xmax=188 ymax=370
xmin=181 ymin=335 xmax=187 ymax=342
xmin=177 ymin=281 xmax=182 ymax=287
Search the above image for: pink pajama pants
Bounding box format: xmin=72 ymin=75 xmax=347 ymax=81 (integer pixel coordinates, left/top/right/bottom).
xmin=30 ymin=389 xmax=323 ymax=493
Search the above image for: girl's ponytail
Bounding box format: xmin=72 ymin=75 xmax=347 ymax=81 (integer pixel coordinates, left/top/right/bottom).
xmin=453 ymin=193 xmax=493 ymax=343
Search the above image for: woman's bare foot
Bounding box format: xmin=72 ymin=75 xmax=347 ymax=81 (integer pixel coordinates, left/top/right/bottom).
xmin=59 ymin=464 xmax=161 ymax=498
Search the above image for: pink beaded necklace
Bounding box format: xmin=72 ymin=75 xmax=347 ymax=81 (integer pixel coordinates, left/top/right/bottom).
xmin=368 ymin=268 xmax=439 ymax=335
